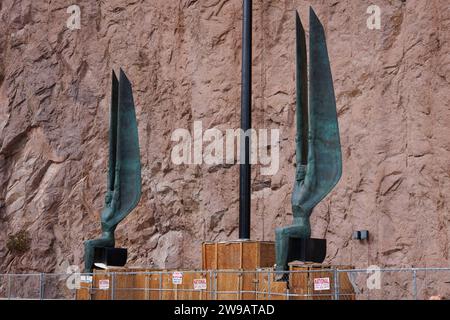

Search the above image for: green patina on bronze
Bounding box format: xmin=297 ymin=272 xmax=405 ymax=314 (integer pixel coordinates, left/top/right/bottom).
xmin=275 ymin=9 xmax=342 ymax=271
xmin=84 ymin=69 xmax=141 ymax=272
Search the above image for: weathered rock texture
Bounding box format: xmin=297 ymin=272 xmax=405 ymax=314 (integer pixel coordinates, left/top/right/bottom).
xmin=0 ymin=0 xmax=449 ymax=298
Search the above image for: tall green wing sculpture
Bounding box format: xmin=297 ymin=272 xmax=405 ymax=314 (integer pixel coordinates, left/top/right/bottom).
xmin=275 ymin=8 xmax=342 ymax=271
xmin=84 ymin=69 xmax=141 ymax=272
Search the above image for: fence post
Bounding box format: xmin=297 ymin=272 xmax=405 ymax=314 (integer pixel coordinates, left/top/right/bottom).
xmin=209 ymin=270 xmax=212 ymax=300
xmin=412 ymin=270 xmax=417 ymax=300
xmin=111 ymin=273 xmax=116 ymax=300
xmin=7 ymin=274 xmax=11 ymax=300
xmin=267 ymin=270 xmax=271 ymax=300
xmin=39 ymin=273 xmax=44 ymax=300
xmin=214 ymin=270 xmax=217 ymax=300
xmin=334 ymin=269 xmax=340 ymax=300
xmin=159 ymin=272 xmax=162 ymax=301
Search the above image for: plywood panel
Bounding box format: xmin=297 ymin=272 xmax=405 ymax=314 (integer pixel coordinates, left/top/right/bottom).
xmin=259 ymin=243 xmax=276 ymax=268
xmin=114 ymin=273 xmax=136 ymax=300
xmin=92 ymin=271 xmax=111 ymax=300
xmin=175 ymin=272 xmax=202 ymax=300
xmin=215 ymin=272 xmax=240 ymax=300
xmin=241 ymin=242 xmax=257 ymax=270
xmin=160 ymin=273 xmax=175 ymax=300
xmin=202 ymin=241 xmax=275 ymax=270
xmin=217 ymin=243 xmax=241 ymax=269
xmin=202 ymin=243 xmax=218 ymax=270
xmin=289 ymin=263 xmax=355 ymax=300
xmin=256 ymin=270 xmax=288 ymax=300
xmin=338 ymin=270 xmax=356 ymax=300
xmin=105 ymin=267 xmax=150 ymax=300
xmin=75 ymin=281 xmax=91 ymax=300
xmin=289 ymin=265 xmax=309 ymax=300
xmin=309 ymin=266 xmax=333 ymax=300
xmin=146 ymin=272 xmax=162 ymax=300
xmin=134 ymin=272 xmax=149 ymax=300
xmin=241 ymin=272 xmax=257 ymax=299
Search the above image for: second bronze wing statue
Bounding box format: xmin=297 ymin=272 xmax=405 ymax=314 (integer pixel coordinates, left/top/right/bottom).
xmin=84 ymin=69 xmax=142 ymax=272
xmin=275 ymin=9 xmax=343 ymax=272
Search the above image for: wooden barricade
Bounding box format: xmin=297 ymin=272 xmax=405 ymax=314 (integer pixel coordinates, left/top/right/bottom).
xmin=75 ymin=241 xmax=355 ymax=301
xmin=202 ymin=241 xmax=275 ymax=270
xmin=201 ymin=240 xmax=276 ymax=300
xmin=85 ymin=269 xmax=212 ymax=300
xmin=90 ymin=267 xmax=150 ymax=300
xmin=289 ymin=262 xmax=356 ymax=300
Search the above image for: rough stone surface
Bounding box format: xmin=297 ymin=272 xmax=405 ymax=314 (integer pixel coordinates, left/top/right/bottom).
xmin=0 ymin=0 xmax=449 ymax=298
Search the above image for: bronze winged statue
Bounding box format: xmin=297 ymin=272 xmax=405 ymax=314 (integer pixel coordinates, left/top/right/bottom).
xmin=275 ymin=9 xmax=342 ymax=272
xmin=84 ymin=69 xmax=141 ymax=272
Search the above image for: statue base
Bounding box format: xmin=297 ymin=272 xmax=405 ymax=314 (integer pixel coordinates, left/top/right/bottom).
xmin=93 ymin=247 xmax=127 ymax=269
xmin=287 ymin=238 xmax=326 ymax=264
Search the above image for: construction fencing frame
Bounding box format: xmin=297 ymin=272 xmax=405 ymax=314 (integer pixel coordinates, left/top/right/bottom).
xmin=0 ymin=273 xmax=76 ymax=300
xmin=0 ymin=268 xmax=449 ymax=300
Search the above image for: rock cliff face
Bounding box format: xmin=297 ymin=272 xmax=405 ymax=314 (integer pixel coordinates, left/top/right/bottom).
xmin=0 ymin=0 xmax=449 ymax=297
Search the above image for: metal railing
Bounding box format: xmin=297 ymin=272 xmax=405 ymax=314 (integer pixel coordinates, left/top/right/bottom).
xmin=0 ymin=267 xmax=449 ymax=300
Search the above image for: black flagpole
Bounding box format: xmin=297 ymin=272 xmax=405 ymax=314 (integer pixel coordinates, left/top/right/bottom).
xmin=239 ymin=0 xmax=252 ymax=240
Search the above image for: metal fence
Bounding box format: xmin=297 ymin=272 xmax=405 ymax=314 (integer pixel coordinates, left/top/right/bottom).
xmin=346 ymin=268 xmax=450 ymax=300
xmin=0 ymin=268 xmax=449 ymax=300
xmin=0 ymin=273 xmax=78 ymax=300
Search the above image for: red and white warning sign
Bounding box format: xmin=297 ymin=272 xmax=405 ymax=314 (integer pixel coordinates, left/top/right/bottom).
xmin=99 ymin=279 xmax=110 ymax=290
xmin=313 ymin=277 xmax=331 ymax=291
xmin=172 ymin=272 xmax=183 ymax=285
xmin=193 ymin=278 xmax=207 ymax=290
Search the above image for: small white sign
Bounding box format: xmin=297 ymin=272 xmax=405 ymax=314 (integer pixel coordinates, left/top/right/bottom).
xmin=193 ymin=278 xmax=207 ymax=290
xmin=99 ymin=279 xmax=110 ymax=290
xmin=313 ymin=277 xmax=330 ymax=291
xmin=172 ymin=272 xmax=183 ymax=285
xmin=81 ymin=275 xmax=93 ymax=283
